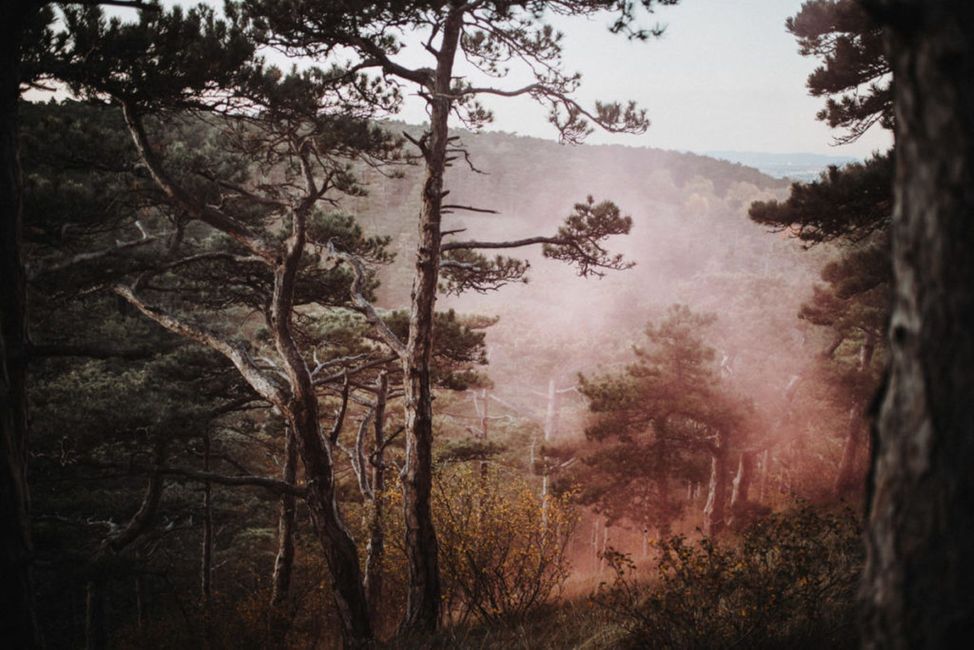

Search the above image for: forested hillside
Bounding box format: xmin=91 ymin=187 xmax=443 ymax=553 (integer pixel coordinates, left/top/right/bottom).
xmin=7 ymin=0 xmax=970 ymax=648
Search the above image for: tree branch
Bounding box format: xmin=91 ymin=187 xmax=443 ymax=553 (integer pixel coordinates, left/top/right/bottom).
xmin=114 ymin=284 xmax=288 ymax=406
xmin=326 ymin=241 xmax=407 ymax=358
xmin=120 ymin=101 xmax=276 ymax=262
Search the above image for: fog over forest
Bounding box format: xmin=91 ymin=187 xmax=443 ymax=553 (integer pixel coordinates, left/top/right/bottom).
xmin=3 ymin=1 xmax=971 ymax=649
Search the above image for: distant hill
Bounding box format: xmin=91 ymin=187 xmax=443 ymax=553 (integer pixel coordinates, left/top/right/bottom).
xmin=704 ymin=150 xmax=859 ymax=182
xmin=341 ymin=126 xmax=833 ymax=398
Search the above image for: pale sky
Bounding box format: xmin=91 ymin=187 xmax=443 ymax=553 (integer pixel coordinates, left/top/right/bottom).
xmin=109 ymin=0 xmax=894 ymax=158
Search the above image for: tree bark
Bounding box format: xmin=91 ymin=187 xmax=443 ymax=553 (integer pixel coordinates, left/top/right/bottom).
xmin=364 ymin=373 xmax=387 ymax=623
xmin=85 ymin=579 xmax=107 ymax=650
xmin=201 ymin=433 xmax=213 ymax=605
xmin=833 ymin=406 xmax=863 ymax=496
xmin=730 ymin=451 xmax=757 ymax=525
xmin=862 ymin=2 xmax=974 ymax=646
xmin=703 ymin=434 xmax=730 ymax=537
xmin=399 ymin=5 xmax=464 ymax=635
xmin=270 ymin=426 xmax=297 ymax=607
xmin=0 ymin=2 xmax=40 ymax=647
xmin=270 ymin=208 xmax=372 ymax=647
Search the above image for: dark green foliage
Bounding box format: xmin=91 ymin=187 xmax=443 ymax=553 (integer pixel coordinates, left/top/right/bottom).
xmin=749 ymin=152 xmax=892 ymax=245
xmin=786 ymin=0 xmax=892 ymax=143
xmin=542 ymin=196 xmax=634 ymax=277
xmin=574 ymin=306 xmax=749 ymax=531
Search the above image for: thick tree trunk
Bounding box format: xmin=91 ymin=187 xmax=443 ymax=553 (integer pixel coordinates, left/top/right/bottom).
xmin=862 ymin=2 xmax=974 ymax=647
xmin=399 ymin=6 xmax=463 ymax=635
xmin=270 ymin=426 xmax=297 ymax=607
xmin=0 ymin=3 xmax=40 ymax=647
xmin=703 ymin=434 xmax=730 ymax=537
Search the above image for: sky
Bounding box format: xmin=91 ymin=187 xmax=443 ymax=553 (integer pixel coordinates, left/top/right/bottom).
xmin=105 ymin=0 xmax=893 ymax=158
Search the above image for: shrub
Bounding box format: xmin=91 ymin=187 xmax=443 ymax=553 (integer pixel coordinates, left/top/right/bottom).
xmin=595 ymin=505 xmax=863 ymax=649
xmin=432 ymin=464 xmax=578 ymax=625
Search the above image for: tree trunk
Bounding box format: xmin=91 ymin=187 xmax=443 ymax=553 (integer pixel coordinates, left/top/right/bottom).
xmin=270 ymin=426 xmax=297 ymax=607
xmin=862 ymin=2 xmax=974 ymax=646
xmin=201 ymin=433 xmax=213 ymax=605
xmin=543 ymin=379 xmax=558 ymax=441
xmin=729 ymin=450 xmax=756 ymax=527
xmin=655 ymin=437 xmax=671 ymax=538
xmin=834 ymin=333 xmax=876 ymax=497
xmin=399 ymin=6 xmax=464 ymax=635
xmin=703 ymin=434 xmax=730 ymax=537
xmin=833 ymin=406 xmax=863 ymax=496
xmin=364 ymin=372 xmax=388 ymax=623
xmin=271 ymin=210 xmax=371 ymax=647
xmin=85 ymin=579 xmax=107 ymax=650
xmin=0 ymin=3 xmax=40 ymax=647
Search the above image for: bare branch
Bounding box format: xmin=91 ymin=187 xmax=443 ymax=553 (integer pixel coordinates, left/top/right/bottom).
xmin=114 ymin=285 xmax=288 ymax=406
xmin=326 ymin=241 xmax=407 ymax=358
xmin=328 ymin=374 xmax=350 ymax=445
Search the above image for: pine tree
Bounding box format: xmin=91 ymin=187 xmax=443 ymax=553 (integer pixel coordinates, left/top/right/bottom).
xmin=578 ymin=305 xmax=750 ymax=538
xmin=244 ymin=0 xmax=678 ymax=631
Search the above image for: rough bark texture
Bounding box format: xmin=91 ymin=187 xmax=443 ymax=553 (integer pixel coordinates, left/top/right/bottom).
xmin=270 ymin=426 xmax=297 ymax=607
xmin=399 ymin=6 xmax=464 ymax=635
xmin=862 ymin=2 xmax=974 ymax=646
xmin=0 ymin=2 xmax=40 ymax=646
xmin=271 ymin=208 xmax=372 ymax=647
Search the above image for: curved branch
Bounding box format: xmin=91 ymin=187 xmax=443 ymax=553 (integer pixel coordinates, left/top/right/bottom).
xmin=326 ymin=242 xmax=407 ymax=358
xmin=120 ymin=101 xmax=276 ymax=262
xmin=114 ymin=285 xmax=288 ymax=406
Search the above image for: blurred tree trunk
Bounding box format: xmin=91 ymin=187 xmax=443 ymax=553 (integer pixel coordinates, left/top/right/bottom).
xmin=834 ymin=333 xmax=876 ymax=496
xmin=729 ymin=450 xmax=756 ymax=518
xmin=270 ymin=427 xmax=297 ymax=607
xmin=655 ymin=436 xmax=671 ymax=537
xmin=863 ymin=1 xmax=974 ymax=646
xmin=703 ymin=432 xmax=730 ymax=536
xmin=0 ymin=2 xmax=40 ymax=647
xmin=834 ymin=406 xmax=863 ymax=496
